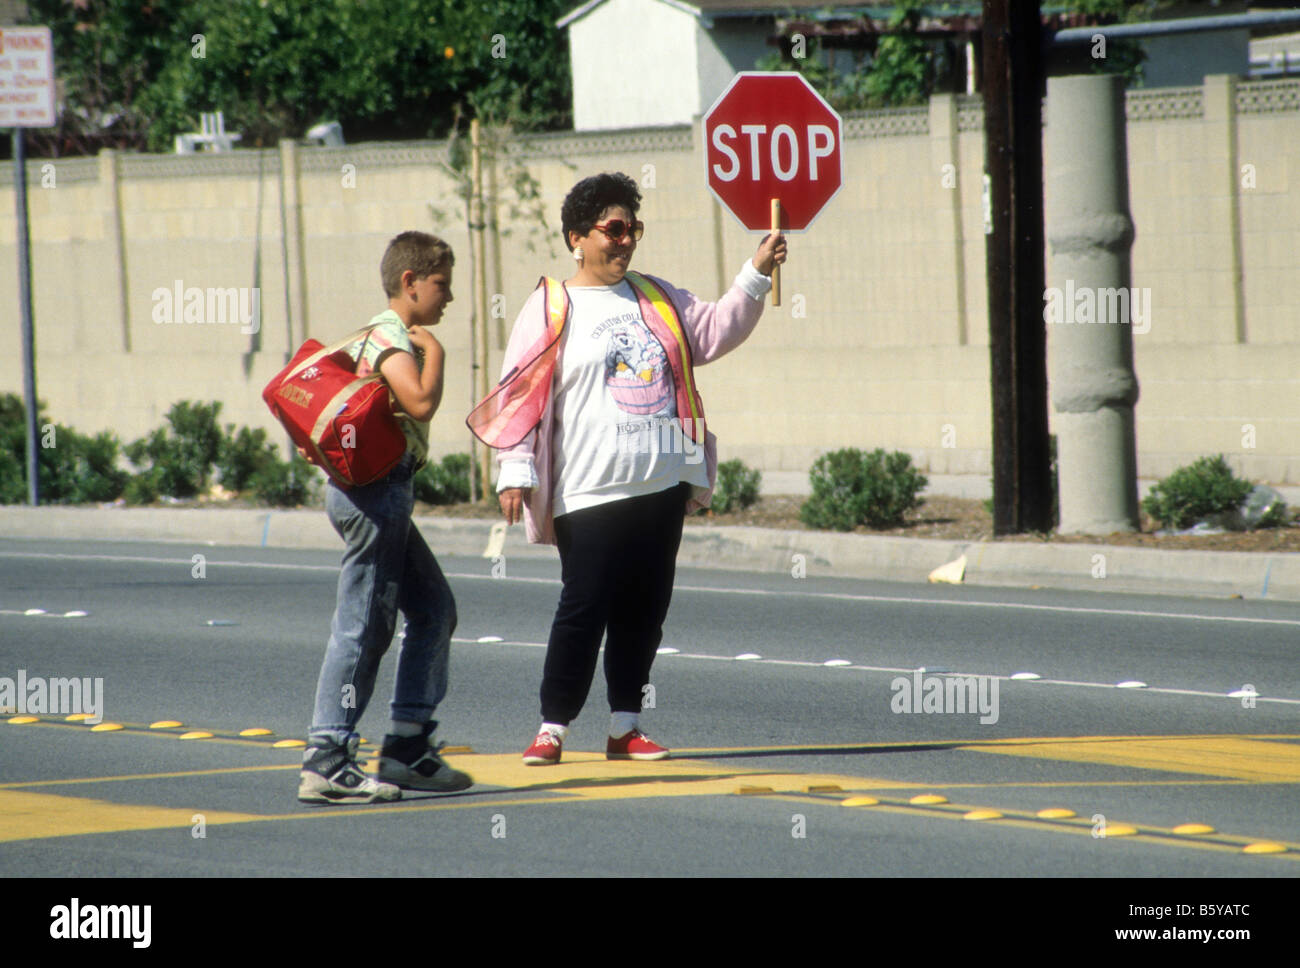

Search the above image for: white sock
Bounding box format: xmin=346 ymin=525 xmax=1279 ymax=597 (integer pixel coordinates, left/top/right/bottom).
xmin=610 ymin=711 xmax=639 ymax=739
xmin=390 ymin=720 xmax=424 ymax=738
xmin=540 ymin=721 xmax=568 ymax=741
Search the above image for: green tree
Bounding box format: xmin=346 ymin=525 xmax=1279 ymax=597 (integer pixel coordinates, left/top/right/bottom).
xmin=23 ymin=0 xmax=572 ymax=157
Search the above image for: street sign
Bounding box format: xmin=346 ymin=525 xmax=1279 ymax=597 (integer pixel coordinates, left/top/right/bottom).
xmin=0 ymin=26 xmax=56 ymax=128
xmin=702 ymin=71 xmax=843 ymax=233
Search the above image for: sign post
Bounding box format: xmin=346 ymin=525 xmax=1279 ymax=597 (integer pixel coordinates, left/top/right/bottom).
xmin=1 ymin=25 xmax=57 ymax=506
xmin=702 ymin=72 xmax=843 ymax=309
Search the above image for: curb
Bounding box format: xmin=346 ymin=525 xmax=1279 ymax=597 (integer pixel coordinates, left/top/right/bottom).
xmin=3 ymin=507 xmax=1299 ymax=602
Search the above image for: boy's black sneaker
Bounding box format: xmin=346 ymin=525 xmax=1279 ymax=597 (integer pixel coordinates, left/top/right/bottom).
xmin=298 ymin=737 xmax=401 ymax=804
xmin=378 ymin=721 xmax=473 ymax=793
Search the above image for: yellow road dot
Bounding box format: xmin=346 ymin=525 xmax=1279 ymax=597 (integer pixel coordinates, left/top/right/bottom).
xmin=91 ymin=723 xmax=124 ymax=732
xmin=841 ymin=796 xmax=879 ymax=807
xmin=807 ymin=784 xmax=841 ymax=793
xmin=1243 ymin=842 xmax=1286 ymax=854
xmin=737 ymin=785 xmax=773 ymax=795
xmin=273 ymin=739 xmax=307 ymax=749
xmin=150 ymin=721 xmax=184 ymax=729
xmin=239 ymin=728 xmax=273 ymax=736
xmin=8 ymin=715 xmax=40 ymax=724
xmin=909 ymin=794 xmax=948 ymax=805
xmin=1102 ymin=824 xmax=1138 ymax=837
xmin=65 ymin=713 xmax=93 ymax=722
xmin=178 ymin=731 xmax=213 ymax=740
xmin=964 ymin=809 xmax=1004 ymax=821
xmin=442 ymin=745 xmax=474 ymax=754
xmin=1172 ymin=823 xmax=1216 ymax=835
xmin=1037 ymin=808 xmax=1076 ymax=819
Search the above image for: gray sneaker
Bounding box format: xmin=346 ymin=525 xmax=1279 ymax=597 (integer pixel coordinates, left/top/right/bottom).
xmin=298 ymin=737 xmax=401 ymax=805
xmin=378 ymin=722 xmax=473 ymax=793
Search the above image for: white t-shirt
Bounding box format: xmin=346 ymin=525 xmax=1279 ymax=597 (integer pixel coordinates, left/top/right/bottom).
xmin=550 ymin=280 xmax=708 ymax=515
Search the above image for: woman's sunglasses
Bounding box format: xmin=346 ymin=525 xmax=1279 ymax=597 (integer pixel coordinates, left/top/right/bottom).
xmin=592 ymin=218 xmax=644 ymax=243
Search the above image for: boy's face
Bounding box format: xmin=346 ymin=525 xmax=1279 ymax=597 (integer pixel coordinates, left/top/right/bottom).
xmin=407 ymin=268 xmax=453 ymax=327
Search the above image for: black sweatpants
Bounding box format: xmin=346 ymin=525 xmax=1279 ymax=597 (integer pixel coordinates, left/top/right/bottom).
xmin=540 ymin=482 xmax=689 ymax=725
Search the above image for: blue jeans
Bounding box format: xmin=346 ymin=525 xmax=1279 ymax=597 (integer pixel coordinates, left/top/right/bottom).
xmin=309 ymin=454 xmax=457 ymax=749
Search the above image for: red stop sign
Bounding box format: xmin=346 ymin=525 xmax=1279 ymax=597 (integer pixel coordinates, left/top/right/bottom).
xmin=703 ymin=72 xmax=843 ymax=232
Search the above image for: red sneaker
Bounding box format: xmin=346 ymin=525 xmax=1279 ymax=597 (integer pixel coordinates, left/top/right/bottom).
xmin=606 ymin=729 xmax=669 ymax=761
xmin=522 ymin=729 xmax=563 ymax=766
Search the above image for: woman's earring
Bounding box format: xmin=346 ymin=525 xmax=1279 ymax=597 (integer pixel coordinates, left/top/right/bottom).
xmin=573 ymin=246 xmax=584 ymax=262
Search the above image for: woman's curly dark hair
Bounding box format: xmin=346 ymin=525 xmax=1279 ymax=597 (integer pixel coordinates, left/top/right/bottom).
xmin=560 ymin=172 xmax=642 ymax=251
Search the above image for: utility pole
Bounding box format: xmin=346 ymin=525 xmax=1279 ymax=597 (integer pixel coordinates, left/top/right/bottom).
xmin=982 ymin=0 xmax=1053 ymax=534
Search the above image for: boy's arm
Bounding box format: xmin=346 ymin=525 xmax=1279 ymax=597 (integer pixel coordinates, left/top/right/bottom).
xmin=381 ymin=326 xmax=444 ymax=421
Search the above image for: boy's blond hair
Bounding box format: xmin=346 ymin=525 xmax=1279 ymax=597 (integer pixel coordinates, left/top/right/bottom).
xmin=381 ymin=231 xmax=454 ymax=298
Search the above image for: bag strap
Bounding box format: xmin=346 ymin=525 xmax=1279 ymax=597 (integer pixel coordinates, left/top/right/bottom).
xmin=284 ymin=324 xmax=383 ymax=383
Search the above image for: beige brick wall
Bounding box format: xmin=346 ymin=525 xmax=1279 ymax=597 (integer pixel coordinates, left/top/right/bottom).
xmin=1 ymin=77 xmax=1297 ymax=489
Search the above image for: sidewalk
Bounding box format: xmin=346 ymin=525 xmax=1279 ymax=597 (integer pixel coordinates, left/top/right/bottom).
xmin=3 ymin=493 xmax=1299 ymax=603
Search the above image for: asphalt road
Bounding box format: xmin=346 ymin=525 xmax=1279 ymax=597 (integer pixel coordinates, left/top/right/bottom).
xmin=1 ymin=535 xmax=1297 ymax=887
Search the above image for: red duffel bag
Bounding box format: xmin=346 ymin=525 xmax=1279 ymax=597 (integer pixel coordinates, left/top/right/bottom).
xmin=262 ymin=326 xmax=408 ymax=487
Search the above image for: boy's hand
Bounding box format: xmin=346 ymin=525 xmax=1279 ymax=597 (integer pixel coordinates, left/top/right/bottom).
xmin=407 ymin=324 xmax=440 ymax=355
xmin=500 ymin=487 xmax=530 ymax=525
xmin=752 ymin=232 xmax=788 ymax=277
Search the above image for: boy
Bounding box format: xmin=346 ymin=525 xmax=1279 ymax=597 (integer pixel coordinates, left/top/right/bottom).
xmin=298 ymin=231 xmax=471 ymax=804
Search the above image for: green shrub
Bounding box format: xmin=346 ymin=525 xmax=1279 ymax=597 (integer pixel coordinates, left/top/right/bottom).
xmin=1142 ymin=455 xmax=1253 ymax=531
xmin=414 ymin=453 xmax=481 ymax=505
xmin=123 ymin=468 xmax=163 ymax=506
xmin=217 ymin=424 xmax=280 ymax=492
xmin=0 ymin=394 xmax=128 ymax=504
xmin=125 ymin=400 xmax=225 ymax=498
xmin=251 ymin=455 xmax=319 ymax=507
xmin=711 ymin=459 xmax=762 ymax=514
xmin=800 ymin=448 xmax=928 ymax=531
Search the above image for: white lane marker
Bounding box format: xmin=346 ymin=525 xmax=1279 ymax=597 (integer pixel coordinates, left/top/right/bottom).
xmin=1116 ymin=680 xmax=1147 ymax=689
xmin=824 ymin=659 xmax=852 ymax=667
xmin=451 ymin=638 xmax=1300 ymax=705
xmin=5 ymin=550 xmax=1300 ymax=628
xmin=477 ymin=635 xmax=504 ymax=643
xmin=735 ymin=653 xmax=761 ymax=661
xmin=0 ymin=608 xmax=89 ymax=619
xmin=1010 ymin=672 xmax=1041 ymax=680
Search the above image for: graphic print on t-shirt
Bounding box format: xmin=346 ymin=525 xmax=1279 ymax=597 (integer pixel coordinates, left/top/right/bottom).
xmin=604 ymin=324 xmax=675 ymax=417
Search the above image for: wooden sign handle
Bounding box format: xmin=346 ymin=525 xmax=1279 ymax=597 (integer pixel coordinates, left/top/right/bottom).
xmin=770 ymin=198 xmax=781 ymax=307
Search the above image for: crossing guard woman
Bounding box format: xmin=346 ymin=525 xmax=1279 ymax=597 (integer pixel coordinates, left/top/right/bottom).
xmin=469 ymin=172 xmax=786 ymax=765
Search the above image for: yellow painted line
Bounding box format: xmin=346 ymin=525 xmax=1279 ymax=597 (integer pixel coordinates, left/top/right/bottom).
xmin=0 ymin=764 xmax=299 ymax=790
xmin=737 ymin=786 xmax=774 ymax=795
xmin=964 ymin=809 xmax=1003 ymax=820
xmin=964 ymin=735 xmax=1300 ymax=783
xmin=675 ymin=735 xmax=1300 ymax=758
xmin=0 ymin=789 xmax=262 ymax=844
xmin=1172 ymin=823 xmax=1216 ymax=835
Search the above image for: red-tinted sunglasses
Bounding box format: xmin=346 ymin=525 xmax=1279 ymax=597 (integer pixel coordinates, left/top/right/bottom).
xmin=592 ymin=218 xmax=644 ymax=243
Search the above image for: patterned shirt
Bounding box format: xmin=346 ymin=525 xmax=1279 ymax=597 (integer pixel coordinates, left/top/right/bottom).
xmin=343 ymin=309 xmax=428 ymax=465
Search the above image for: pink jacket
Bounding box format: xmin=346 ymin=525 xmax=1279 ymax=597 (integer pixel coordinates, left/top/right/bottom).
xmin=498 ymin=271 xmax=767 ymax=544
